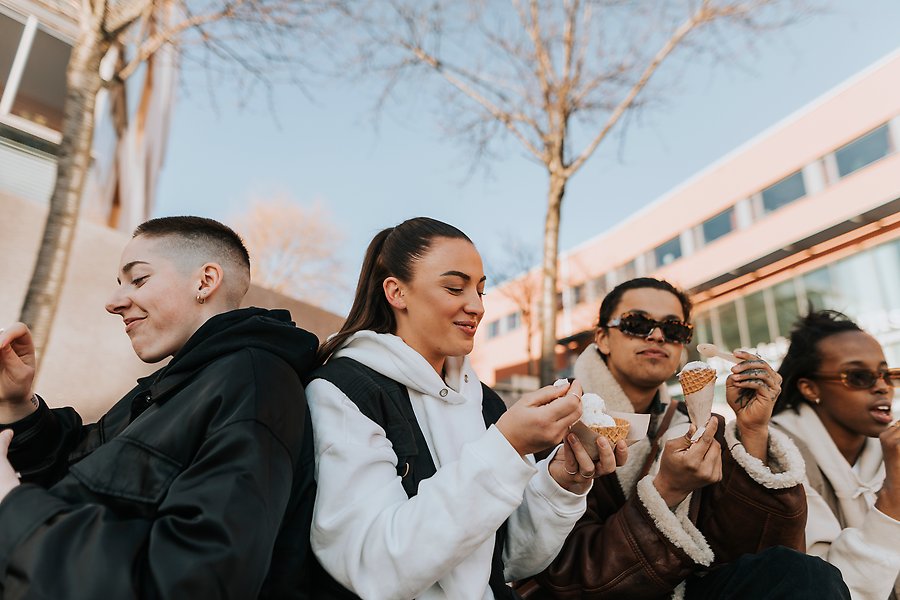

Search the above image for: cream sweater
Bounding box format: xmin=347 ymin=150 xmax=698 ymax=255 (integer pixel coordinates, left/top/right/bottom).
xmin=773 ymin=404 xmax=900 ymax=600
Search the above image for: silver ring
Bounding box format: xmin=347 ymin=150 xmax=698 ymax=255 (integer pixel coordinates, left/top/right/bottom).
xmin=579 ymin=470 xmax=595 ymax=479
xmin=565 ymin=466 xmax=578 ymax=476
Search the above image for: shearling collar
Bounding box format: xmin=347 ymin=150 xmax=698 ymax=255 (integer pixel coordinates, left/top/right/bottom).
xmin=572 ymin=343 xmax=638 ymax=413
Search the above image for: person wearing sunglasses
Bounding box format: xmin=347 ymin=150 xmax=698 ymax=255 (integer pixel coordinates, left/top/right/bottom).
xmin=772 ymin=310 xmax=900 ymax=600
xmin=528 ymin=277 xmax=849 ymax=599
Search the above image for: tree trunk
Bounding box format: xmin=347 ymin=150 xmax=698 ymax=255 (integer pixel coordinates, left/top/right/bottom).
xmin=19 ymin=27 xmax=108 ymax=372
xmin=538 ymin=172 xmax=566 ymax=385
xmin=524 ymin=309 xmax=534 ymax=376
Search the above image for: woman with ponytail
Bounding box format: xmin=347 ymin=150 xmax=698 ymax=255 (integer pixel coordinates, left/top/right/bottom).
xmin=306 ymin=217 xmax=626 ymax=599
xmin=771 ymin=310 xmax=900 ymax=600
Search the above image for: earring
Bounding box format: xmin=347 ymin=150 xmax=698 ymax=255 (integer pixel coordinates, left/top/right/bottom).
xmin=810 ymin=397 xmax=820 ymax=405
xmin=196 ymin=293 xmax=205 ymax=305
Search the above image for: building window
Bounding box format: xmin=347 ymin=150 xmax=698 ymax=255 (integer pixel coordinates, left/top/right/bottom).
xmin=701 ymin=207 xmax=736 ymax=245
xmin=654 ymin=237 xmax=682 ymax=267
xmin=772 ymin=279 xmax=800 ymax=337
xmin=487 ymin=320 xmax=500 ymax=339
xmin=761 ymin=171 xmax=805 ymax=213
xmin=0 ymin=14 xmax=25 ymax=98
xmin=835 ymin=124 xmax=891 ymax=178
xmin=571 ymin=283 xmax=585 ymax=305
xmin=10 ymin=26 xmax=70 ymax=131
xmin=743 ymin=290 xmax=770 ymax=347
xmin=590 ymin=277 xmax=606 ymax=302
xmin=717 ymin=301 xmax=743 ymax=351
xmin=506 ymin=311 xmax=521 ymax=331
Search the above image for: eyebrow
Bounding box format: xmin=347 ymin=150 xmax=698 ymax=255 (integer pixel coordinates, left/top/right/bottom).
xmin=117 ymin=261 xmax=149 ymax=283
xmin=440 ymin=270 xmax=487 ymax=283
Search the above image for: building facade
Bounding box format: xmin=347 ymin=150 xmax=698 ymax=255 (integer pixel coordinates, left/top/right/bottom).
xmin=0 ymin=0 xmax=175 ymax=231
xmin=472 ymin=50 xmax=900 ymax=405
xmin=1 ymin=1 xmax=346 ymax=420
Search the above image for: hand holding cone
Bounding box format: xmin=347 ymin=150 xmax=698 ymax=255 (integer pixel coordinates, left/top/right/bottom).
xmin=678 ymin=362 xmax=717 ymax=438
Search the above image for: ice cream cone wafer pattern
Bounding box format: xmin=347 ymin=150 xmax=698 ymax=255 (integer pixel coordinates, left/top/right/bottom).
xmin=679 ymin=361 xmax=717 ymax=429
xmin=580 ymin=393 xmax=630 ymax=444
xmin=679 ymin=365 xmax=716 ymax=395
xmin=589 ymin=418 xmax=630 ymax=445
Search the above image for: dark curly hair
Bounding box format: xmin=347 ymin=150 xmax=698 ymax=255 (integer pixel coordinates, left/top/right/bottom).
xmin=773 ymin=309 xmax=863 ymax=414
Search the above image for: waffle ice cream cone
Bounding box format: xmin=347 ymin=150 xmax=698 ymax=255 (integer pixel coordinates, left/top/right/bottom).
xmin=589 ymin=417 xmax=631 ymax=445
xmin=679 ymin=362 xmax=717 ymax=428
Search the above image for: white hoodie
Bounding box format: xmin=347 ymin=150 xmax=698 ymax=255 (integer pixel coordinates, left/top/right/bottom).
xmin=307 ymin=331 xmax=588 ymax=600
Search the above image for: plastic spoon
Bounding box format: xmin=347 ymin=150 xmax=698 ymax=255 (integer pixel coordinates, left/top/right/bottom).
xmin=697 ymin=343 xmax=739 ymax=364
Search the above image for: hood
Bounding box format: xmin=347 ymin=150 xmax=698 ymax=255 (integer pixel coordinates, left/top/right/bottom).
xmin=146 ymin=307 xmax=319 ymax=400
xmin=332 ymin=330 xmax=476 ymax=404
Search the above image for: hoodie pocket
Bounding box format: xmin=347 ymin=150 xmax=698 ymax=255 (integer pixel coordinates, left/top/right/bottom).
xmin=70 ymin=437 xmax=183 ymax=505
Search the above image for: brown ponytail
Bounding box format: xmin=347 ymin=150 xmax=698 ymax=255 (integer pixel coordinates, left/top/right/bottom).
xmin=316 ymin=217 xmax=471 ymax=366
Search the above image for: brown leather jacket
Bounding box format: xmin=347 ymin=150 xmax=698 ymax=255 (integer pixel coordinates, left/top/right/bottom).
xmin=530 ymin=416 xmax=807 ymax=599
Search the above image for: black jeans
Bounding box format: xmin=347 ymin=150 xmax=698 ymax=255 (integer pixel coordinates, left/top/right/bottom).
xmin=686 ymin=546 xmax=850 ymax=599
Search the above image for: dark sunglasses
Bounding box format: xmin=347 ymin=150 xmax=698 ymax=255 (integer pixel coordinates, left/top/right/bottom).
xmin=813 ymin=367 xmax=900 ymax=390
xmin=606 ymin=312 xmax=694 ymax=344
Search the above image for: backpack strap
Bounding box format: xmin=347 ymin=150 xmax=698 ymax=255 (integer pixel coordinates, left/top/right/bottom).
xmin=479 ymin=384 xmax=519 ymax=600
xmin=311 ymin=358 xmax=519 ymax=599
xmin=315 ymin=357 xmax=436 ymax=497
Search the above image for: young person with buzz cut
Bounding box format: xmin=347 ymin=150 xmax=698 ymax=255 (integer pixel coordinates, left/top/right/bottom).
xmin=0 ymin=216 xmax=318 ymax=599
xmin=530 ymin=277 xmax=850 ymax=599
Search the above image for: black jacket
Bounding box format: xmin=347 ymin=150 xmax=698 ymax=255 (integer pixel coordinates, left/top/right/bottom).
xmin=0 ymin=307 xmax=318 ymax=599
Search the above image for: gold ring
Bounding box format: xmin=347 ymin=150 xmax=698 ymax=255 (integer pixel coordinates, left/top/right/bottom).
xmin=565 ymin=466 xmax=578 ymax=475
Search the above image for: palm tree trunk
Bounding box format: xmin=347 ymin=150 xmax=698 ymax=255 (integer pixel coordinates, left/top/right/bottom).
xmin=19 ymin=26 xmax=107 ymax=372
xmin=538 ymin=172 xmax=566 ymax=385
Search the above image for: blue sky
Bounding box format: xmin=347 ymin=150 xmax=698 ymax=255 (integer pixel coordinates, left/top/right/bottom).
xmin=153 ymin=1 xmax=900 ymax=311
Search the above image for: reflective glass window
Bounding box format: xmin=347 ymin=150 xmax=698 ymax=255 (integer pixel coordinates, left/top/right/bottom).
xmin=761 ymin=171 xmax=805 ymax=213
xmin=654 ymin=237 xmax=682 ymax=267
xmin=829 ymin=250 xmax=882 ymax=318
xmin=10 ymin=27 xmax=70 ymax=131
xmin=744 ymin=290 xmax=770 ymax=347
xmin=871 ymin=239 xmax=900 ymax=310
xmin=701 ymin=207 xmax=736 ymax=244
xmin=717 ymin=302 xmax=743 ymax=351
xmin=686 ymin=313 xmax=711 ymax=363
xmin=802 ymin=268 xmax=837 ymax=314
xmin=506 ymin=311 xmax=521 ymax=331
xmin=0 ymin=14 xmax=25 ymax=99
xmin=773 ymin=279 xmax=800 ymax=337
xmin=835 ymin=125 xmax=891 ymax=178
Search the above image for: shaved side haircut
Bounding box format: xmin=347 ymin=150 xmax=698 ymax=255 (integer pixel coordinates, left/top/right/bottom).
xmin=133 ymin=216 xmax=252 ymax=306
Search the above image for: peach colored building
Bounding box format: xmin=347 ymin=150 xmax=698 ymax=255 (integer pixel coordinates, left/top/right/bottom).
xmin=472 ymin=49 xmax=900 ymax=401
